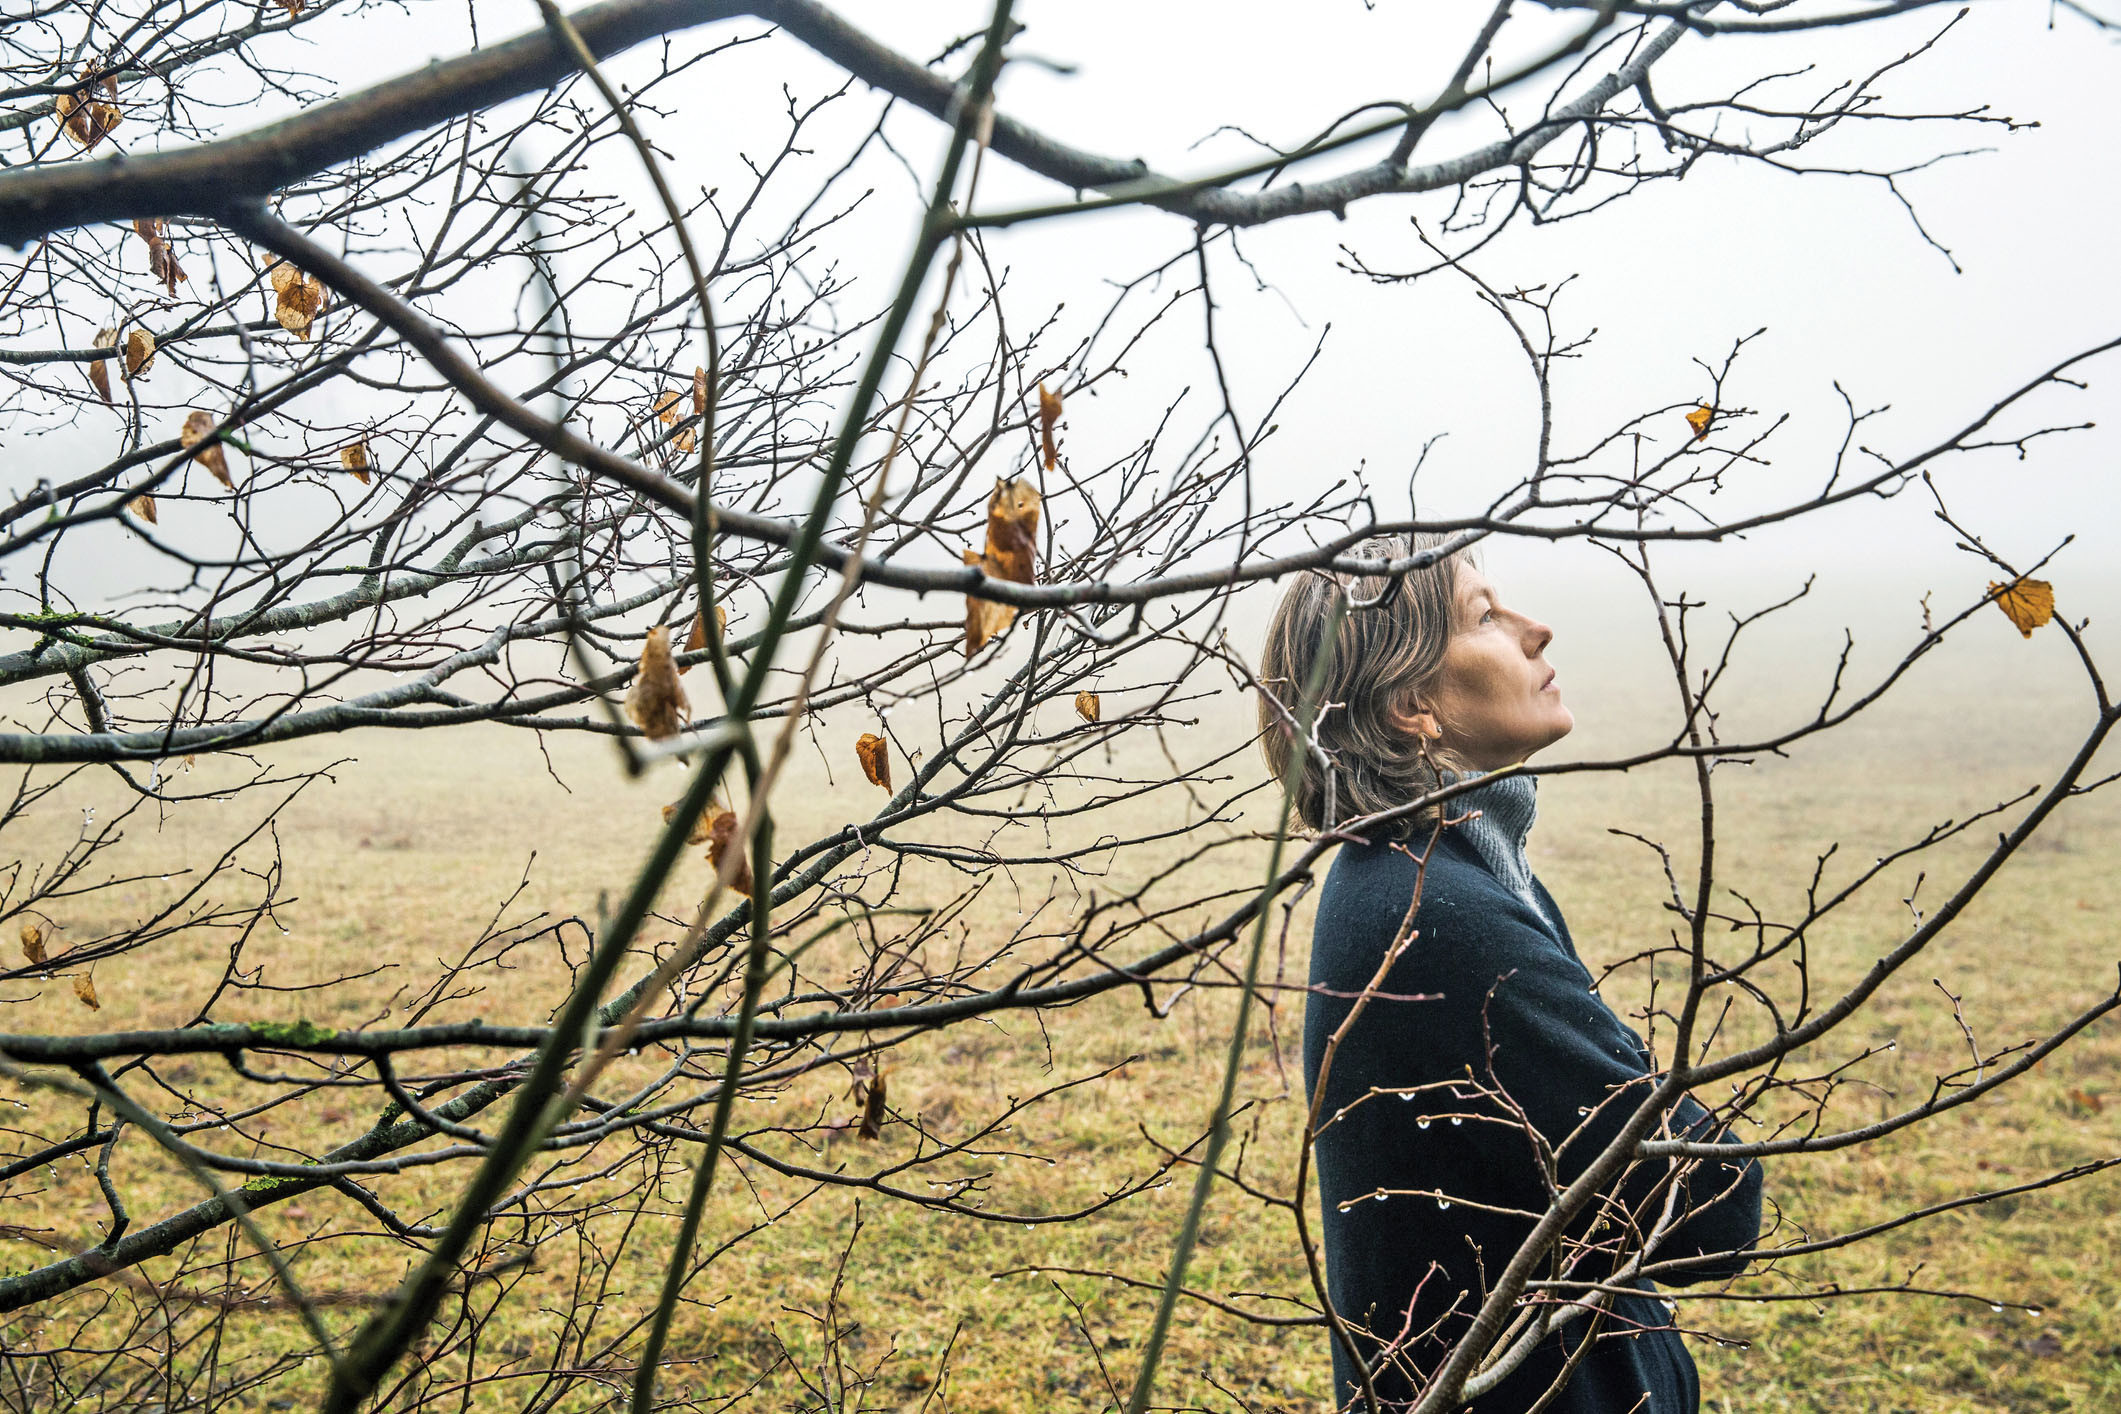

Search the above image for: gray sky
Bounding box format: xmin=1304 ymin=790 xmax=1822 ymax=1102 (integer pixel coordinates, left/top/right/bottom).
xmin=15 ymin=2 xmax=2118 ymax=747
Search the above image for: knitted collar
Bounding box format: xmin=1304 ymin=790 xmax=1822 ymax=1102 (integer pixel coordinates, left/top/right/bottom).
xmin=1444 ymin=769 xmax=1544 ymax=917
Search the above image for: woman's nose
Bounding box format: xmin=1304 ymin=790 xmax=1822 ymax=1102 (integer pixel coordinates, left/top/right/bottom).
xmin=1525 ymin=617 xmax=1554 ymax=656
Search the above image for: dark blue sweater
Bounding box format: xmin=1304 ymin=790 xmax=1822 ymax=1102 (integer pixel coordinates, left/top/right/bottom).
xmin=1303 ymin=797 xmax=1763 ymax=1413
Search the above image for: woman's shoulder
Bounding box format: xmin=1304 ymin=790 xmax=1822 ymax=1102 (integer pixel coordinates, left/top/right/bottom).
xmin=1321 ymin=825 xmax=1520 ymax=911
xmin=1315 ymin=829 xmax=1552 ymax=975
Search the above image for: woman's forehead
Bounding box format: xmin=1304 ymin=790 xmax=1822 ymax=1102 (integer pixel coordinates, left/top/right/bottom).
xmin=1455 ymin=566 xmax=1496 ymax=607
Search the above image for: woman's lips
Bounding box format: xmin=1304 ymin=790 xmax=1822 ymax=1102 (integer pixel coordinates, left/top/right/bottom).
xmin=1540 ymin=670 xmax=1558 ymax=693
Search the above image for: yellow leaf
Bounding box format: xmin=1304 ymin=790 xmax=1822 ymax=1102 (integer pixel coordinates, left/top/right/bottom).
xmin=1686 ymin=405 xmax=1713 ymax=441
xmin=704 ymin=807 xmax=754 ymax=896
xmin=1074 ymin=691 xmax=1100 ymax=724
xmin=1988 ymin=578 xmax=2055 ymax=638
xmin=963 ymin=476 xmax=1040 ymax=655
xmin=128 ymin=493 xmax=157 ymax=525
xmin=72 ymin=973 xmax=99 ymax=1010
xmin=20 ymin=922 xmax=47 ymax=967
xmin=623 ymin=625 xmax=689 ymax=740
xmin=181 ymin=410 xmax=232 ymax=488
xmin=1037 ymin=382 xmax=1062 ymax=470
xmin=123 ymin=328 xmax=155 ymax=379
xmin=855 ymin=732 xmax=891 ymax=791
xmin=341 ymin=440 xmax=372 ymax=485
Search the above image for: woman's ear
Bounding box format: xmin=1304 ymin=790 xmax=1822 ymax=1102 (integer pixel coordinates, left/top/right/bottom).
xmin=1389 ymin=698 xmax=1442 ymax=742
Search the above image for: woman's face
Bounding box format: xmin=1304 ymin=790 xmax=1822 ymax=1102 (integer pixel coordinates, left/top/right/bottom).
xmin=1410 ymin=565 xmax=1574 ymax=771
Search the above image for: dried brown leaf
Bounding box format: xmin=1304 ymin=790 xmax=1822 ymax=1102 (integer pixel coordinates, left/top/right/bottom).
xmin=148 ymin=242 xmax=185 ymax=295
xmin=20 ymin=922 xmax=46 ymax=967
xmin=274 ymin=272 xmax=326 ymax=339
xmin=693 ymin=365 xmax=708 ymax=417
xmin=55 ymin=91 xmax=90 ymax=146
xmin=341 ymin=440 xmax=372 ymax=485
xmin=1989 ymin=578 xmax=2055 ymax=638
xmin=856 ymin=1067 xmax=887 ymax=1140
xmin=661 ymin=800 xmax=716 ymax=845
xmin=676 ymin=605 xmax=724 ymax=675
xmin=123 ymin=328 xmax=155 ymax=379
xmin=855 ymin=732 xmax=891 ymax=791
xmin=963 ymin=476 xmax=1040 ymax=654
xmin=1037 ymin=381 xmax=1062 ymax=470
xmin=128 ymin=493 xmax=157 ymax=525
xmin=654 ymin=390 xmax=681 ymax=425
xmin=623 ymin=625 xmax=689 ymax=740
xmin=72 ymin=973 xmax=99 ymax=1010
xmin=87 ymin=343 xmax=112 ymax=404
xmin=134 ymin=218 xmax=184 ymax=294
xmin=181 ymin=410 xmax=232 ymax=488
xmin=1074 ymin=691 xmax=1100 ymax=724
xmin=703 ymin=808 xmax=754 ymax=896
xmin=56 ymin=86 xmax=120 ymax=150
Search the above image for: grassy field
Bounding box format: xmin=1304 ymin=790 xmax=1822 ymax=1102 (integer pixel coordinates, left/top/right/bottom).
xmin=3 ymin=599 xmax=2118 ymax=1414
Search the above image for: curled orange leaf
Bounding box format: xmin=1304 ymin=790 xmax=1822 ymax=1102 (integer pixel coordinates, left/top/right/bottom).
xmin=128 ymin=493 xmax=157 ymax=525
xmin=341 ymin=440 xmax=372 ymax=485
xmin=73 ymin=973 xmax=99 ymax=1010
xmin=1074 ymin=691 xmax=1100 ymax=724
xmin=1685 ymin=405 xmax=1713 ymax=441
xmin=1037 ymin=382 xmax=1063 ymax=470
xmin=855 ymin=732 xmax=891 ymax=791
xmin=20 ymin=922 xmax=47 ymax=967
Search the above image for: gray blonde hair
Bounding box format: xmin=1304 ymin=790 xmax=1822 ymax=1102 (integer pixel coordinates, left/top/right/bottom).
xmin=1256 ymin=533 xmax=1469 ymax=835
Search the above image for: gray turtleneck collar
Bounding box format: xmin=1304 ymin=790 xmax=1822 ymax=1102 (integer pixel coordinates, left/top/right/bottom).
xmin=1444 ymin=770 xmax=1547 ymax=922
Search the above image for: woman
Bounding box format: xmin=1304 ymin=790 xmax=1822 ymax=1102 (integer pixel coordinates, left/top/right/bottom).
xmin=1259 ymin=535 xmax=1763 ymax=1414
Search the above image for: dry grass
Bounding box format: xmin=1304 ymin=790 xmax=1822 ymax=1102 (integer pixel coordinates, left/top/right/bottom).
xmin=2 ymin=621 xmax=2117 ymax=1414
